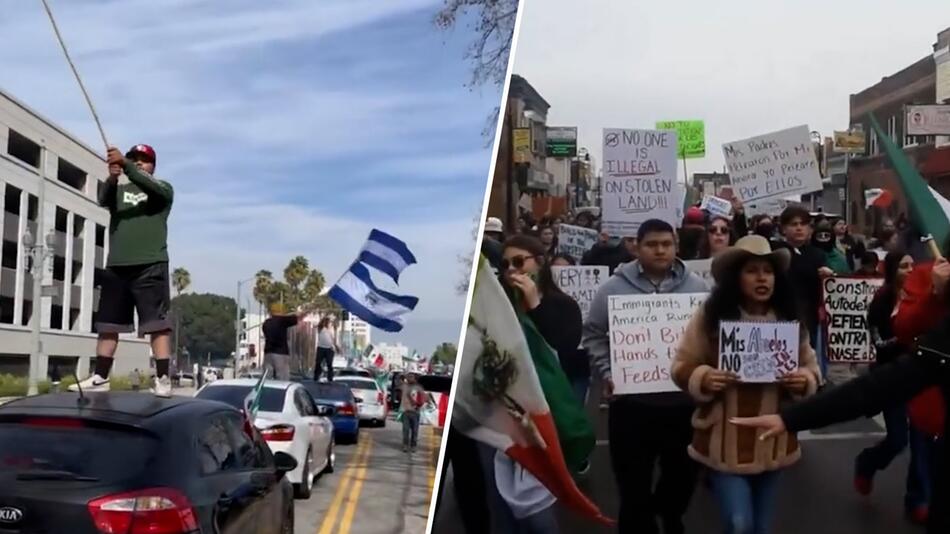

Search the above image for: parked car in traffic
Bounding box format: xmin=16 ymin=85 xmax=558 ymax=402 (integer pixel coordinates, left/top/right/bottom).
xmin=299 ymin=380 xmax=361 ymax=444
xmin=195 ymin=379 xmax=335 ymax=499
xmin=335 ymin=368 xmax=374 ymax=379
xmin=0 ymin=392 xmax=296 ymax=533
xmin=331 ymin=377 xmax=387 ymax=427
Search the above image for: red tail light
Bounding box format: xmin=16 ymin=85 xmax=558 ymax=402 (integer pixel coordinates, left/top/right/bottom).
xmin=337 ymin=403 xmax=355 ymax=416
xmin=260 ymin=424 xmax=295 ymax=442
xmin=22 ymin=417 xmax=85 ymax=429
xmin=88 ymin=487 xmax=197 ymax=534
xmin=377 ymin=391 xmax=384 ymax=404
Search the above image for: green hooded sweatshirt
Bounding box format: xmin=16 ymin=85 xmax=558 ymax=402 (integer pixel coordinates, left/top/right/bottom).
xmin=98 ymin=160 xmax=174 ymax=267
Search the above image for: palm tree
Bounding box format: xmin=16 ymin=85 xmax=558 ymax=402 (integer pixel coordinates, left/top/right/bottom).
xmin=170 ymin=267 xmax=191 ymax=373
xmin=172 ymin=267 xmax=191 ymax=296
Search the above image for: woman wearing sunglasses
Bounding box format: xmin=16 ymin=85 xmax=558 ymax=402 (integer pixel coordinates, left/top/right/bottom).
xmin=700 ymin=216 xmax=734 ymax=259
xmin=486 ymin=235 xmax=585 ymax=532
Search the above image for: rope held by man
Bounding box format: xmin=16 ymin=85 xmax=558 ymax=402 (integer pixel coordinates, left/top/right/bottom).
xmin=39 ymin=0 xmax=109 ymax=150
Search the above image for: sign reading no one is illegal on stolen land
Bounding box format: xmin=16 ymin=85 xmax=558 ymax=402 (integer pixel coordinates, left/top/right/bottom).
xmin=601 ymin=128 xmax=679 ymax=237
xmin=722 ymin=125 xmax=823 ymax=204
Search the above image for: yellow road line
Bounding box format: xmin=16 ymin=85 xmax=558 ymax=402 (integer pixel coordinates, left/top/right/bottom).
xmin=316 ymin=437 xmax=370 ymax=534
xmin=337 ymin=434 xmax=374 ymax=534
xmin=427 ymin=427 xmax=436 ymax=492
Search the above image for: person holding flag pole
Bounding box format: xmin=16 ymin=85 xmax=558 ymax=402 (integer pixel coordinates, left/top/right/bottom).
xmin=733 ymin=114 xmax=947 ymax=532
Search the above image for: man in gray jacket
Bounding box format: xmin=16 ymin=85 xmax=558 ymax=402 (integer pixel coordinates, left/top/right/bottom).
xmin=583 ymin=218 xmax=709 ymax=534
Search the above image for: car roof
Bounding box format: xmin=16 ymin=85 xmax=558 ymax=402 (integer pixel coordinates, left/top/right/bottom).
xmin=0 ymin=392 xmax=222 ymax=427
xmin=202 ymin=378 xmax=295 ymax=389
xmin=333 ymin=375 xmax=375 ymax=382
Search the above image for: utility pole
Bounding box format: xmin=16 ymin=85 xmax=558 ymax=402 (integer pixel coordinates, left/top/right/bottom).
xmin=234 ymin=279 xmax=241 ymax=374
xmin=26 ymin=142 xmax=55 ymax=396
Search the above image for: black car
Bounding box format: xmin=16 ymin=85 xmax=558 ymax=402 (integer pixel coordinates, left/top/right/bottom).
xmin=0 ymin=392 xmax=297 ymax=533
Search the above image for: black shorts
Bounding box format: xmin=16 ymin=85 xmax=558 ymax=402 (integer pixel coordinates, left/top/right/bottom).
xmin=96 ymin=262 xmax=172 ymax=336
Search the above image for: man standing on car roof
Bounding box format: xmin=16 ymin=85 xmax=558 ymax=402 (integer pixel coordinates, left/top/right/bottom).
xmin=70 ymin=144 xmax=175 ymax=397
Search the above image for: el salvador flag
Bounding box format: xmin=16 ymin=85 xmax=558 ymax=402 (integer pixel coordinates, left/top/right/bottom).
xmin=328 ymin=262 xmax=419 ymax=332
xmin=359 ymin=229 xmax=417 ymax=284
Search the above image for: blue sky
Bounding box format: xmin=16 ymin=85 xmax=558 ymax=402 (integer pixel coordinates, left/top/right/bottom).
xmin=0 ymin=0 xmax=499 ymax=353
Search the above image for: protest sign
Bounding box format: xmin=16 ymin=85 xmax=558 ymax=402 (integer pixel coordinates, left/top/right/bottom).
xmin=822 ymin=277 xmax=884 ymax=363
xmin=552 ymin=265 xmax=609 ymax=322
xmin=602 ymin=128 xmax=679 ymax=236
xmin=557 ymin=224 xmax=599 ymax=260
xmin=700 ymin=196 xmax=732 ymax=219
xmin=684 ymin=259 xmax=713 ymax=287
xmin=718 ymin=321 xmax=800 ymax=383
xmin=608 ymin=293 xmax=707 ymax=395
xmin=656 ymin=120 xmax=706 ymax=158
xmin=674 ymin=182 xmax=687 ymax=225
xmin=722 ymin=125 xmax=823 ymax=204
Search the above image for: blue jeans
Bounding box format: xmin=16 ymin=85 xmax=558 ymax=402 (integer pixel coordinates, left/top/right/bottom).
xmin=811 ymin=325 xmax=827 ymax=381
xmin=709 ymin=470 xmax=782 ymax=534
xmin=571 ymin=377 xmax=589 ymax=406
xmin=856 ymin=404 xmax=933 ymax=509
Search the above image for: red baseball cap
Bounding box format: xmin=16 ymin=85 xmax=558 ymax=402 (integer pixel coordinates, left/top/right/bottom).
xmin=125 ymin=144 xmax=156 ymax=164
xmin=684 ymin=206 xmax=705 ymax=225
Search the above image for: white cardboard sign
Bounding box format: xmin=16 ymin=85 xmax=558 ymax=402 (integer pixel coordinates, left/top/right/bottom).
xmin=552 ymin=265 xmax=609 ymax=323
xmin=722 ymin=125 xmax=823 ymax=204
xmin=822 ymin=277 xmax=884 ymax=363
xmin=685 ymin=259 xmax=714 ymax=287
xmin=557 ymin=224 xmax=600 ymax=260
xmin=700 ymin=196 xmax=732 ymax=219
xmin=718 ymin=321 xmax=800 ymax=383
xmin=602 ymin=128 xmax=679 ymax=236
xmin=608 ymin=293 xmax=707 ymax=395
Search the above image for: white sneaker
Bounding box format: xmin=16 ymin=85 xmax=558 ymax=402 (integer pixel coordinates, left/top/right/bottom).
xmin=151 ymin=376 xmax=172 ymax=398
xmin=68 ymin=374 xmax=110 ymax=393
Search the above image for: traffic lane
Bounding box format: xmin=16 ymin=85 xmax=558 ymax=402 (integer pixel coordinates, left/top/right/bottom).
xmin=295 ymin=419 xmax=442 ymax=534
xmin=559 ymin=436 xmax=924 ymax=534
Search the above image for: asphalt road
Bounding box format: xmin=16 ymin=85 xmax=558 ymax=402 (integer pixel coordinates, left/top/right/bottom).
xmin=431 ymin=378 xmax=929 ymax=533
xmin=294 ymin=418 xmax=441 ymax=534
xmin=172 ymin=386 xmax=442 ymax=534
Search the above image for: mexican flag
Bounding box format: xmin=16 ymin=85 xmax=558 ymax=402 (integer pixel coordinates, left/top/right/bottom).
xmin=868 ymin=113 xmax=947 ymax=438
xmin=452 ymin=255 xmax=611 ymax=525
xmin=867 ymin=114 xmax=950 ymax=248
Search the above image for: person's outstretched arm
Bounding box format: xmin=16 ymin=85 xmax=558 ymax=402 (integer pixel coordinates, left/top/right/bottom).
xmin=732 ymin=354 xmax=937 ymax=438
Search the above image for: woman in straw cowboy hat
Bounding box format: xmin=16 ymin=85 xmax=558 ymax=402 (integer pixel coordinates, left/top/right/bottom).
xmin=671 ymin=235 xmax=822 ymax=534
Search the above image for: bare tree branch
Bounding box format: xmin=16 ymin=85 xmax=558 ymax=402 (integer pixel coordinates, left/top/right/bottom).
xmin=435 ymin=0 xmax=518 ymax=142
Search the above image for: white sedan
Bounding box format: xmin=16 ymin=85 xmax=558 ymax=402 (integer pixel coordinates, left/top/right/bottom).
xmin=332 ymin=377 xmax=388 ymax=427
xmin=194 ymin=378 xmax=335 ymax=499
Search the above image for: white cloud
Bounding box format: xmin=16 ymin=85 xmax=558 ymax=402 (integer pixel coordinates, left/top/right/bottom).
xmin=0 ymin=0 xmax=499 ymax=351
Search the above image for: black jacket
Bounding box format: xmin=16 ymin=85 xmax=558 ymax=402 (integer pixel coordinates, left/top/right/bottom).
xmin=527 ymin=291 xmax=588 ymax=380
xmin=771 ymin=241 xmax=825 ymax=333
xmin=781 ymin=349 xmax=948 ymax=533
xmin=581 ymin=242 xmax=633 ymax=275
xmin=867 ymin=287 xmax=902 ymax=365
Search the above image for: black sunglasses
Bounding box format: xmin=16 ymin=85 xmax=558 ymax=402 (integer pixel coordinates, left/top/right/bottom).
xmin=501 ymin=254 xmax=540 ymax=270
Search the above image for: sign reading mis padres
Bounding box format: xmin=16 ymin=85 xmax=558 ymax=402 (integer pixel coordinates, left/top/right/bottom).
xmin=546 ymin=126 xmax=577 ymax=157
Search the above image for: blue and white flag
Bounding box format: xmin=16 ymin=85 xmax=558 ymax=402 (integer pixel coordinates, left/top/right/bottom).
xmin=359 ymin=229 xmax=417 ymax=284
xmin=328 ymin=262 xmax=419 ymax=332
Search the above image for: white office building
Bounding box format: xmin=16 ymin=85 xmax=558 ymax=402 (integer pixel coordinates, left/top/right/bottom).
xmin=0 ymin=90 xmax=151 ymax=380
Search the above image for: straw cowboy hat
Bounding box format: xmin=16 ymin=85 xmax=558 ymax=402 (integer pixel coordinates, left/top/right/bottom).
xmin=711 ymin=235 xmax=791 ymax=284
